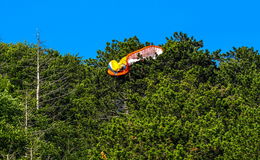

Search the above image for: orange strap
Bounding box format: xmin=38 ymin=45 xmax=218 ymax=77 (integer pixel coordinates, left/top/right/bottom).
xmin=107 ymin=66 xmax=129 ymax=76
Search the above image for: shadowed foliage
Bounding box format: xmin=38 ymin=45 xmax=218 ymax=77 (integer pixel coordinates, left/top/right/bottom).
xmin=0 ymin=32 xmax=259 ymax=159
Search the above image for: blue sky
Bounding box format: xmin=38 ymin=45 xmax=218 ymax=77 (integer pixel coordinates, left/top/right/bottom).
xmin=1 ymin=0 xmax=259 ymax=59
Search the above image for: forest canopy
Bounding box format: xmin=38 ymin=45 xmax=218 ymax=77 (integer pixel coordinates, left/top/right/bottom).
xmin=0 ymin=32 xmax=259 ymax=159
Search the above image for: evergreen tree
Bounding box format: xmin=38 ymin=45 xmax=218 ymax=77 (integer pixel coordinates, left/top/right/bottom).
xmin=0 ymin=32 xmax=259 ymax=159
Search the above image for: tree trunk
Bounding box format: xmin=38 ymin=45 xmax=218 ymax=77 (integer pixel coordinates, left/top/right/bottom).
xmin=36 ymin=32 xmax=40 ymax=110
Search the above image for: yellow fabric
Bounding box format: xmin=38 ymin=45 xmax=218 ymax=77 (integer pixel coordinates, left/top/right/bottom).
xmin=109 ymin=60 xmax=121 ymax=71
xmin=119 ymin=56 xmax=127 ymax=65
xmin=109 ymin=56 xmax=127 ymax=71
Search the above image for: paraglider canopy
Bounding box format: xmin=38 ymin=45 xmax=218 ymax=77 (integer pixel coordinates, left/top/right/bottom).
xmin=107 ymin=45 xmax=163 ymax=76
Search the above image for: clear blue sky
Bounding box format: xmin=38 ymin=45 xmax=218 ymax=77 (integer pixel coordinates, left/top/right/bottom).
xmin=1 ymin=0 xmax=259 ymax=59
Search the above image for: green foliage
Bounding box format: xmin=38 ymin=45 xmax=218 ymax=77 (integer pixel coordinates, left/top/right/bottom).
xmin=0 ymin=75 xmax=26 ymax=159
xmin=0 ymin=32 xmax=259 ymax=159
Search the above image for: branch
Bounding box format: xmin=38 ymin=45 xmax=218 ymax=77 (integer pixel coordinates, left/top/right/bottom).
xmin=39 ymin=87 xmax=74 ymax=104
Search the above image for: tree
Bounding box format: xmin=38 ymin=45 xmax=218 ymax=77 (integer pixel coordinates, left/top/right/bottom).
xmin=0 ymin=75 xmax=27 ymax=159
xmin=0 ymin=32 xmax=259 ymax=159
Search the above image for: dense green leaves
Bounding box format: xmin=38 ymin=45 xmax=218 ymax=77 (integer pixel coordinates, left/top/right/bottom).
xmin=0 ymin=76 xmax=26 ymax=159
xmin=0 ymin=33 xmax=259 ymax=159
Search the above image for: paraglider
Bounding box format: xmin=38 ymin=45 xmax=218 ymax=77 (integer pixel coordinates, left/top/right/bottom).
xmin=107 ymin=45 xmax=163 ymax=76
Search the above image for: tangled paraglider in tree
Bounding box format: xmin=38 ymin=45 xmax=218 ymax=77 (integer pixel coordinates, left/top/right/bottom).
xmin=107 ymin=45 xmax=163 ymax=76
